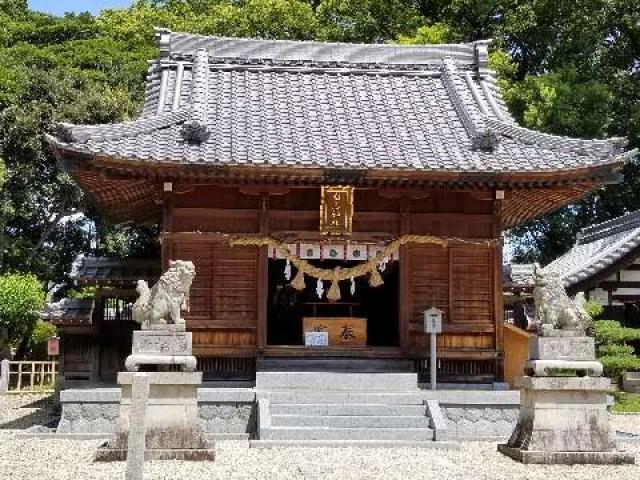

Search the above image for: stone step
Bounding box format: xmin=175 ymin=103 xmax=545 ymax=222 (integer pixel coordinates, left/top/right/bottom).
xmin=264 ymin=391 xmax=424 ymax=405
xmin=271 ymin=414 xmax=430 ymax=428
xmin=257 ymin=357 xmax=414 ymax=372
xmin=256 ymin=371 xmax=418 ymax=391
xmin=250 ymin=440 xmax=458 ymax=449
xmin=270 ymin=403 xmax=426 ymax=416
xmin=261 ymin=426 xmax=434 ymax=441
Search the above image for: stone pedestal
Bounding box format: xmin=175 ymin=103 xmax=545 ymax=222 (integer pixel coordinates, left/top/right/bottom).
xmin=96 ymin=326 xmax=213 ymax=461
xmin=525 ymin=336 xmax=602 ymax=377
xmin=498 ymin=376 xmax=634 ymax=464
xmin=125 ymin=329 xmax=196 ymax=372
xmin=96 ymin=371 xmax=214 ymax=461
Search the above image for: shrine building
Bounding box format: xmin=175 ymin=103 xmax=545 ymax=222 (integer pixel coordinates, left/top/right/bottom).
xmin=47 ymin=29 xmax=634 ymax=385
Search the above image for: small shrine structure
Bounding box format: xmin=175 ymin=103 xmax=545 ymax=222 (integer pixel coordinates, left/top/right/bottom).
xmin=47 ymin=29 xmax=634 ymax=384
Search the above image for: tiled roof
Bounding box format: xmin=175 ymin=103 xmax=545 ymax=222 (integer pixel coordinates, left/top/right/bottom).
xmin=503 ymin=263 xmax=536 ymax=290
xmin=41 ymin=298 xmax=95 ymax=326
xmin=71 ymin=255 xmax=160 ymax=286
xmin=47 ymin=29 xmax=634 ymax=176
xmin=544 ymin=210 xmax=640 ymax=288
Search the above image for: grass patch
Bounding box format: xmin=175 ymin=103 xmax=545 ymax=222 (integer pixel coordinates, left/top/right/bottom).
xmin=611 ymin=391 xmax=640 ymax=413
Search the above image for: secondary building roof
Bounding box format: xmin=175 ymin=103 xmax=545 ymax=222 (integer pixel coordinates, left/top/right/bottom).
xmin=503 ymin=263 xmax=536 ymax=293
xmin=71 ymin=255 xmax=160 ymax=287
xmin=544 ymin=210 xmax=640 ymax=290
xmin=41 ymin=298 xmax=95 ymax=327
xmin=46 ymin=29 xmax=636 ymax=225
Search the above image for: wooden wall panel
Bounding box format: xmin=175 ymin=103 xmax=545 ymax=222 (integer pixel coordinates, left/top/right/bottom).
xmin=170 ymin=241 xmax=259 ymax=354
xmin=172 ymin=208 xmax=259 ymax=233
xmin=406 ymin=243 xmax=496 ymax=352
xmin=450 ymin=245 xmax=493 ymax=331
xmin=407 ymin=245 xmax=449 ymax=350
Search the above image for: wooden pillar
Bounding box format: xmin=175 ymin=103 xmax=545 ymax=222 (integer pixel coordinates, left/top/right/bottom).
xmin=399 ymin=199 xmax=411 ymax=353
xmin=492 ymin=193 xmax=505 ymax=381
xmin=161 ymin=182 xmax=174 ymax=271
xmin=256 ymin=195 xmax=269 ymax=352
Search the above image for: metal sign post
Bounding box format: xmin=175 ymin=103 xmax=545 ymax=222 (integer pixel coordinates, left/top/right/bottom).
xmin=423 ymin=307 xmax=443 ymax=390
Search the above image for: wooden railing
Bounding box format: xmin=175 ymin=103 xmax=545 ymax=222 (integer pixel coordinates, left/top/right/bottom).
xmin=0 ymin=360 xmax=58 ymax=394
xmin=503 ymin=323 xmax=532 ymax=388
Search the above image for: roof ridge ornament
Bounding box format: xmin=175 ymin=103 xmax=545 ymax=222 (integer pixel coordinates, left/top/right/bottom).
xmin=441 ymin=57 xmax=499 ymax=152
xmin=472 ymin=39 xmax=492 ymax=77
xmin=182 ymin=47 xmax=211 ymax=144
xmin=155 ymin=27 xmax=172 ymax=60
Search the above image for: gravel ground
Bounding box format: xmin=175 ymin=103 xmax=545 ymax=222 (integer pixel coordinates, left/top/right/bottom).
xmin=1 ymin=395 xmax=640 ymax=480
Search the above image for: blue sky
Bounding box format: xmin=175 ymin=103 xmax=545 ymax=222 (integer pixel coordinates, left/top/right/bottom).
xmin=29 ymin=1 xmax=131 ymax=15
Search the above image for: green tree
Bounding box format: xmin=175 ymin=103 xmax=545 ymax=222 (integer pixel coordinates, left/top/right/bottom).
xmin=3 ymin=0 xmax=639 ymax=290
xmin=0 ymin=273 xmax=45 ymax=358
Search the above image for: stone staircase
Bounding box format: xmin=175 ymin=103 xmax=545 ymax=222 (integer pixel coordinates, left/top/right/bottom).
xmin=254 ymin=359 xmax=449 ymax=447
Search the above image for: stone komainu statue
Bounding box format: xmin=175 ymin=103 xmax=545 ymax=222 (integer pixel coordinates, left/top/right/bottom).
xmin=132 ymin=260 xmax=196 ymax=329
xmin=531 ymin=266 xmax=591 ymax=334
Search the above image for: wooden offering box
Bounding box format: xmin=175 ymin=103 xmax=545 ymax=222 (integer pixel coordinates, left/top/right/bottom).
xmin=303 ymin=317 xmax=367 ymax=347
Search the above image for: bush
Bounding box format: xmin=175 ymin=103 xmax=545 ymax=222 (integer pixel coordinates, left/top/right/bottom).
xmin=600 ymin=355 xmax=640 ymax=381
xmin=592 ymin=319 xmax=640 ymax=382
xmin=30 ymin=319 xmax=56 ymax=344
xmin=598 ymin=344 xmax=635 ymax=357
xmin=592 ymin=320 xmax=640 ymax=345
xmin=584 ymin=300 xmax=604 ymax=319
xmin=0 ymin=273 xmax=45 ymax=346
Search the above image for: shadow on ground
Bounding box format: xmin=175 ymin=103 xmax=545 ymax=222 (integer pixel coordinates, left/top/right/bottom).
xmin=0 ymin=395 xmax=60 ymax=430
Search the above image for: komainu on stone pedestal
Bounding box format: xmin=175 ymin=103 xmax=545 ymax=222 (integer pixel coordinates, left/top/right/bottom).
xmin=96 ymin=260 xmax=214 ymax=461
xmin=498 ymin=266 xmax=635 ymax=465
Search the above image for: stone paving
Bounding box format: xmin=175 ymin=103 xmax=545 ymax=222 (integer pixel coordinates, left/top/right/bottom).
xmin=1 ymin=394 xmax=639 ymax=480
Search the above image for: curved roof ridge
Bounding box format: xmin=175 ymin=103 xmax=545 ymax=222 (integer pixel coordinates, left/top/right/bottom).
xmin=55 ymin=110 xmax=190 ymax=143
xmin=578 ymin=209 xmax=640 ymax=244
xmin=155 ymin=27 xmax=487 ymax=69
xmin=485 ymin=117 xmax=628 ymax=158
xmin=544 ymin=224 xmax=640 ymax=287
xmin=441 ymin=58 xmax=498 ymax=151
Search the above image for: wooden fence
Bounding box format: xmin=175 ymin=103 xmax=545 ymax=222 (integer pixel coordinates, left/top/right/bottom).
xmin=0 ymin=360 xmax=58 ymax=394
xmin=503 ymin=323 xmax=532 ymax=388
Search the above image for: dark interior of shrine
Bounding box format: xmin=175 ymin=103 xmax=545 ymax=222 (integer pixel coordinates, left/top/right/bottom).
xmin=266 ymin=258 xmax=399 ymax=347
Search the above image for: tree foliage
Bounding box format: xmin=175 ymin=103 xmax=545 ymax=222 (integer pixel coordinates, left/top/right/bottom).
xmin=0 ymin=273 xmax=45 ymax=345
xmin=0 ymin=0 xmax=638 ymax=289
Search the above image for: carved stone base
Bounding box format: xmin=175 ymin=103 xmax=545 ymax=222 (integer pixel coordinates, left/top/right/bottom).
xmin=499 ymin=376 xmax=634 ymax=465
xmin=125 ymin=354 xmax=197 ymax=372
xmin=125 ymin=330 xmax=196 ymax=372
xmin=95 ymin=372 xmax=214 ymax=461
xmin=529 ymin=335 xmax=595 ymax=361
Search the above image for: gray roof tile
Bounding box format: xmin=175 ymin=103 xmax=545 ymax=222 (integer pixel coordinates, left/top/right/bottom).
xmin=544 ymin=210 xmax=640 ymax=287
xmin=49 ymin=30 xmax=635 ymax=175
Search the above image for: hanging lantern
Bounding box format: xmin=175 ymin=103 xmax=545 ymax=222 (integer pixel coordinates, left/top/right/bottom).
xmin=350 ymin=277 xmax=356 ymax=296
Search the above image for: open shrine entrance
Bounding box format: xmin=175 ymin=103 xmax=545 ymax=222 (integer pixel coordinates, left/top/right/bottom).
xmin=266 ymin=258 xmax=400 ymax=349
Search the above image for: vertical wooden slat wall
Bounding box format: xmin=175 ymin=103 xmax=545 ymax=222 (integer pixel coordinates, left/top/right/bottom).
xmin=171 ymin=241 xmax=258 ymax=356
xmin=406 ymin=243 xmax=496 ymax=354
